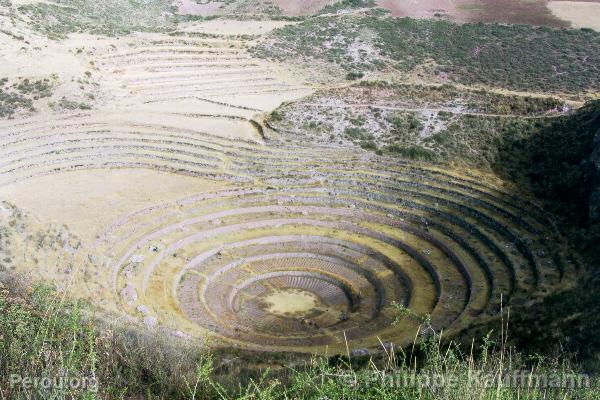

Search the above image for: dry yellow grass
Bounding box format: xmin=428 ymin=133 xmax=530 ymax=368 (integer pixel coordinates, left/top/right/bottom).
xmin=548 ymin=1 xmax=600 ymax=30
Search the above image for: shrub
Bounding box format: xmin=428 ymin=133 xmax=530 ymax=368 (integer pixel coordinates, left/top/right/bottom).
xmin=346 ymin=71 xmax=365 ymax=80
xmin=254 ymin=15 xmax=600 ymax=93
xmin=387 ymin=144 xmax=437 ymax=161
xmin=270 ymin=110 xmax=283 ymax=122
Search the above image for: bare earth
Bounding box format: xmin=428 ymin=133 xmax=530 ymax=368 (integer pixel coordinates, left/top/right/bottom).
xmin=377 ymin=0 xmax=600 ymax=28
xmin=548 ymin=1 xmax=600 ymax=30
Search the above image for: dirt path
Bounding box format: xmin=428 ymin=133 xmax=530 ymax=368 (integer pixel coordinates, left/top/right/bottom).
xmin=300 ymin=102 xmax=569 ymax=119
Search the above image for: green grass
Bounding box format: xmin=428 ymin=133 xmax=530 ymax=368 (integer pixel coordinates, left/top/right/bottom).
xmin=1 ymin=277 xmax=597 ymax=399
xmin=0 ymin=279 xmax=99 ymax=398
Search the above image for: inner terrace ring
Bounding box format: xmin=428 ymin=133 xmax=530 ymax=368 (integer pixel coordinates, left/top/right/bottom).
xmin=176 ymin=240 xmax=420 ymax=347
xmin=193 ymin=255 xmax=380 ymax=335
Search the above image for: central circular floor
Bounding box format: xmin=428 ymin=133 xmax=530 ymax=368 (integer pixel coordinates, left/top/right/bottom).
xmin=263 ymin=289 xmax=321 ymax=316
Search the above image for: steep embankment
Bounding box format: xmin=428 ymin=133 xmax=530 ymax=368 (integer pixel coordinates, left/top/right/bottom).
xmin=459 ymin=101 xmax=600 ymax=370
xmin=496 ymin=100 xmax=600 ymax=230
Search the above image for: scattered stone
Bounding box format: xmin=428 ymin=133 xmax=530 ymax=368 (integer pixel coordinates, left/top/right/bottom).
xmin=120 ymin=284 xmax=137 ymax=305
xmin=381 ymin=342 xmax=394 ymax=352
xmin=172 ymin=330 xmax=190 ymax=339
xmin=351 ymin=348 xmax=369 ymax=357
xmin=143 ymin=316 xmax=158 ymax=328
xmin=130 ymin=254 xmax=144 ymax=264
xmin=137 ymin=304 xmax=150 ymax=315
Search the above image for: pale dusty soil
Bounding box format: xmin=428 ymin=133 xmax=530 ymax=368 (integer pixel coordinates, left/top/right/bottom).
xmin=548 ymin=1 xmax=600 ymax=30
xmin=0 ymin=169 xmax=228 ymax=242
xmin=377 ymin=0 xmax=458 ymax=18
xmin=265 ymin=290 xmax=318 ymax=314
xmin=177 ymin=19 xmax=295 ymax=35
xmin=173 ymin=0 xmax=224 ymax=16
xmin=272 ymin=0 xmax=336 ymax=15
xmin=376 ymin=0 xmax=599 ymax=27
xmin=0 ymin=17 xmax=311 ymax=248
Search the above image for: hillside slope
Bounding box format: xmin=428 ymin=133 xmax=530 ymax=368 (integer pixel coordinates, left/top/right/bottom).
xmin=496 ymin=100 xmax=600 ymax=229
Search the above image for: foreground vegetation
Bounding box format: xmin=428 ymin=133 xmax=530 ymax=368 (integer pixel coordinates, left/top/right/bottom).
xmin=0 ymin=275 xmax=597 ymax=399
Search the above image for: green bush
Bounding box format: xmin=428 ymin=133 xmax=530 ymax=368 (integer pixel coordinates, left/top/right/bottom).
xmin=387 ymin=144 xmax=437 ymax=161
xmin=344 ymin=126 xmax=372 ymax=141
xmin=346 ymin=71 xmax=365 ymax=80
xmin=270 ymin=110 xmax=283 ymax=122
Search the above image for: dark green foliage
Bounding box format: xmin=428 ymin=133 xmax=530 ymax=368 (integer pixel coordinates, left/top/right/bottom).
xmin=346 ymin=71 xmax=364 ymax=80
xmin=496 ymin=100 xmax=600 ymax=225
xmin=0 ymin=89 xmax=33 ymax=118
xmin=488 ymin=103 xmax=600 ymax=366
xmin=14 ymin=78 xmax=53 ymax=99
xmin=388 ymin=112 xmax=423 ymax=133
xmin=359 ymin=140 xmax=377 ymax=150
xmin=424 ymin=115 xmax=538 ymax=165
xmin=51 ymin=97 xmax=92 ymax=111
xmin=0 ymin=77 xmax=51 ymax=118
xmin=386 ymin=144 xmax=437 ymax=161
xmin=319 ymin=0 xmax=376 ymax=14
xmin=254 ymin=16 xmax=600 ymax=93
xmin=344 ymin=126 xmax=372 ymax=140
xmin=270 ymin=110 xmax=283 ymax=122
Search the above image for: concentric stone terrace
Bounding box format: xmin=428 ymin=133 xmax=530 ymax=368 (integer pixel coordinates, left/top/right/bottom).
xmin=0 ymin=29 xmax=577 ymax=354
xmin=96 ymin=149 xmax=576 ymax=352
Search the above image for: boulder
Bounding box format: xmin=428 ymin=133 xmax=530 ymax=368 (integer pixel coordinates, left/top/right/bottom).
xmin=350 ymin=348 xmax=369 ymax=357
xmin=143 ymin=316 xmax=158 ymax=328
